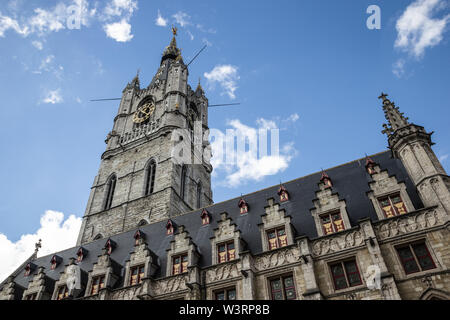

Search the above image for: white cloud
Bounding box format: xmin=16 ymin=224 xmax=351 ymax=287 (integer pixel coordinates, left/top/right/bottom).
xmin=31 ymin=40 xmax=43 ymax=50
xmin=103 ymin=0 xmax=137 ymax=18
xmin=186 ymin=30 xmax=194 ymax=41
xmin=0 ymin=0 xmax=135 ymax=42
xmin=196 ymin=24 xmax=216 ymax=34
xmin=204 ymin=65 xmax=240 ymax=100
xmin=395 ymin=0 xmax=450 ymax=58
xmin=43 ymin=89 xmax=63 ymax=104
xmin=0 ymin=210 xmax=82 ymax=283
xmin=285 ymin=113 xmax=300 ymax=122
xmin=104 ymin=19 xmax=133 ymax=42
xmin=0 ymin=13 xmax=29 ymax=37
xmin=256 ymin=118 xmax=277 ymax=130
xmin=172 ymin=11 xmax=191 ymax=27
xmin=211 ymin=119 xmax=297 ymax=187
xmin=439 ymin=154 xmax=448 ymax=162
xmin=202 ymin=38 xmax=212 ymax=47
xmin=155 ymin=9 xmax=167 ymax=27
xmin=102 ymin=0 xmax=137 ymax=42
xmin=392 ymin=58 xmax=406 ymax=78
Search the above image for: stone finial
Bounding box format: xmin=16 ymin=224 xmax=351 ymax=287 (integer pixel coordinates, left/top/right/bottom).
xmin=32 ymin=239 xmax=42 ymax=260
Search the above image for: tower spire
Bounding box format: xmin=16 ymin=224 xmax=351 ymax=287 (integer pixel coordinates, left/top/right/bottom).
xmin=162 ymin=26 xmax=182 ymax=64
xmin=379 ymin=92 xmax=410 ymax=134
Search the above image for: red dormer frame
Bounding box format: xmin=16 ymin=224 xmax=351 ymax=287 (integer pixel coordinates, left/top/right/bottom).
xmin=201 ymin=209 xmax=210 ymax=225
xmin=134 ymin=230 xmax=144 ymax=246
xmin=238 ymin=198 xmax=249 ymax=214
xmin=24 ymin=263 xmax=32 ymax=277
xmin=166 ymin=219 xmax=174 ymax=235
xmin=76 ymin=248 xmax=85 ymax=263
xmin=105 ymin=239 xmax=115 ymax=255
xmin=278 ymin=185 xmax=289 ymax=202
xmin=50 ymin=255 xmax=58 ymax=270
xmin=320 ymin=171 xmax=333 ymax=188
xmin=365 ymin=156 xmax=377 ymax=175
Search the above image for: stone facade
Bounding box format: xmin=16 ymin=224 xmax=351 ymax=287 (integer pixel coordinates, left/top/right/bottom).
xmin=1 ymin=41 xmax=449 ymax=302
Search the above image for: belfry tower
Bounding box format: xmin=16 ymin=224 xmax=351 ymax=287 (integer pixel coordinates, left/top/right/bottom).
xmin=77 ymin=28 xmax=213 ymax=245
xmin=380 ymin=93 xmax=450 ymax=214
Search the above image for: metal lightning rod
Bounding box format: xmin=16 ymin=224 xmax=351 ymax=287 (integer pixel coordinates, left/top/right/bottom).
xmin=90 ymin=98 xmax=121 ymax=102
xmin=186 ymin=45 xmax=207 ymax=67
xmin=208 ymin=103 xmax=241 ymax=108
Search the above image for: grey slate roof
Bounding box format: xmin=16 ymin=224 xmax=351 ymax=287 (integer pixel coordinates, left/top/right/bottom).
xmin=2 ymin=150 xmax=423 ymax=293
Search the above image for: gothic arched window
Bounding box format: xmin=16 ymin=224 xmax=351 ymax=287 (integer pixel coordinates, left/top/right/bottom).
xmin=145 ymin=160 xmax=156 ymax=196
xmin=196 ymin=181 xmax=202 ymax=208
xmin=180 ymin=165 xmax=187 ymax=201
xmin=104 ymin=174 xmax=117 ymax=210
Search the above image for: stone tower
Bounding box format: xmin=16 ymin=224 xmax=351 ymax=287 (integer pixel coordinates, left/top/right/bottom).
xmin=380 ymin=93 xmax=450 ymax=214
xmin=76 ymin=29 xmax=213 ymax=245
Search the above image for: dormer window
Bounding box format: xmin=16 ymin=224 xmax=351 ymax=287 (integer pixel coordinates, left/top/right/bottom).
xmin=320 ymin=211 xmax=345 ymax=235
xmin=90 ymin=275 xmax=105 ymax=295
xmin=217 ymin=241 xmax=236 ymax=263
xmin=134 ymin=230 xmax=145 ymax=246
xmin=365 ymin=156 xmax=377 ymax=175
xmin=130 ymin=265 xmax=145 ymax=285
xmin=278 ymin=185 xmax=289 ymax=202
xmin=76 ymin=248 xmax=86 ymax=263
xmin=24 ymin=263 xmax=32 ymax=277
xmin=320 ymin=171 xmax=332 ymax=188
xmin=50 ymin=255 xmax=61 ymax=270
xmin=104 ymin=239 xmax=116 ymax=255
xmin=267 ymin=227 xmax=288 ymax=250
xmin=172 ymin=254 xmax=188 ymax=275
xmin=56 ymin=285 xmax=69 ymax=300
xmin=166 ymin=220 xmax=174 ymax=235
xmin=201 ymin=209 xmax=210 ymax=225
xmin=238 ymin=198 xmax=249 ymax=214
xmin=378 ymin=193 xmax=408 ymax=218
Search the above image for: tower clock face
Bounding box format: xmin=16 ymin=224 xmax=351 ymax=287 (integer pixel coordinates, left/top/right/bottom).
xmin=133 ymin=101 xmax=155 ymax=124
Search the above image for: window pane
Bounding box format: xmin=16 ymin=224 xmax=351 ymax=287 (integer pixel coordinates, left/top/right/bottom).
xmin=390 ymin=195 xmax=401 ymax=203
xmin=331 ymin=263 xmax=348 ymax=290
xmin=413 ymin=244 xmax=435 ymax=271
xmin=331 ymin=263 xmax=345 ymax=277
xmin=227 ymin=289 xmax=236 ymax=300
xmin=271 ymin=279 xmax=282 ymax=290
xmin=284 ymin=276 xmax=294 ymax=288
xmin=344 ymin=261 xmax=358 ymax=273
xmin=397 ymin=247 xmax=420 ymax=274
xmin=272 ymin=291 xmax=283 ymax=300
xmin=216 ymin=292 xmax=225 ymax=300
xmin=268 ymin=231 xmax=276 ymax=239
xmin=285 ymin=288 xmax=296 ymax=300
xmin=334 ymin=277 xmax=348 ymax=290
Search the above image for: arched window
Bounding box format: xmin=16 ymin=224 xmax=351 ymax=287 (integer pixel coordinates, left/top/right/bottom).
xmin=104 ymin=174 xmax=117 ymax=210
xmin=93 ymin=234 xmax=103 ymax=241
xmin=180 ymin=165 xmax=187 ymax=201
xmin=145 ymin=160 xmax=156 ymax=196
xmin=196 ymin=181 xmax=202 ymax=208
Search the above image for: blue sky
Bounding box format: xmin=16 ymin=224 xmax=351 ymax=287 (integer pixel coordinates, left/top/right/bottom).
xmin=0 ymin=0 xmax=449 ymax=279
